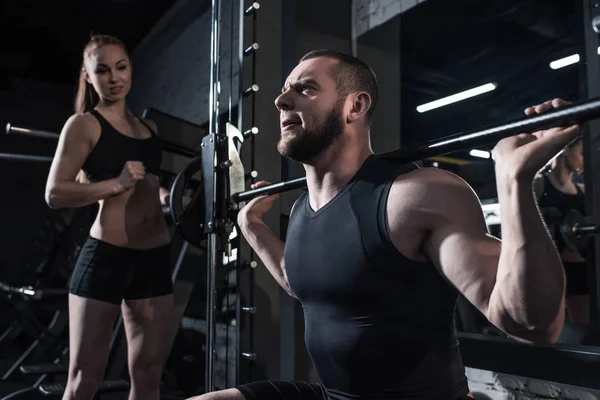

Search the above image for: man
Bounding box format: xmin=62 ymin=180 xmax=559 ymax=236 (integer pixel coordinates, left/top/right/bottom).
xmin=191 ymin=50 xmax=578 ymax=400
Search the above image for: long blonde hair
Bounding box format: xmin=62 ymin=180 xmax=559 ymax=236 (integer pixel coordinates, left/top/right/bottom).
xmin=74 ymin=34 xmax=129 ymax=184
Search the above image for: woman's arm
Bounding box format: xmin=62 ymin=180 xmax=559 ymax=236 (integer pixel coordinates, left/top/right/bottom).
xmin=45 ymin=114 xmax=141 ymax=209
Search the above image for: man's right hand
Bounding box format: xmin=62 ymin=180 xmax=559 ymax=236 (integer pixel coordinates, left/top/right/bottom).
xmin=235 ymin=181 xmax=293 ymax=296
xmin=237 ymin=181 xmax=280 ymax=225
xmin=116 ymin=161 xmax=146 ymax=191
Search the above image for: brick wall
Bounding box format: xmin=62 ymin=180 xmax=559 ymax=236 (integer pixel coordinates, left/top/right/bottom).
xmin=466 ymin=368 xmax=600 ymax=400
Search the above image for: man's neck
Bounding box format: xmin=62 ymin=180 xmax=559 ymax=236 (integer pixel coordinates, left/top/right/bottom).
xmin=303 ymin=139 xmax=373 ymax=211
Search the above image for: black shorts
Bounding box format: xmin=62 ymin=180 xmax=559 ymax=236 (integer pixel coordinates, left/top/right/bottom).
xmin=564 ymin=261 xmax=588 ymax=296
xmin=236 ymin=381 xmax=474 ymax=400
xmin=69 ymin=237 xmax=173 ymax=305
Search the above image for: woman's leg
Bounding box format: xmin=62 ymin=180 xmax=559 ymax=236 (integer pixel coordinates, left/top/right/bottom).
xmin=567 ymin=294 xmax=590 ymax=324
xmin=121 ymin=294 xmax=175 ymax=400
xmin=563 ymin=261 xmax=590 ymax=324
xmin=62 ymin=294 xmax=121 ymax=400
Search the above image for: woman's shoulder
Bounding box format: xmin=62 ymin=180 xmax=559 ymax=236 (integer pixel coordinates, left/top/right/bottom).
xmin=65 ymin=111 xmax=100 ymax=126
xmin=139 ymin=116 xmax=158 ymax=135
xmin=61 ymin=112 xmax=101 ymax=140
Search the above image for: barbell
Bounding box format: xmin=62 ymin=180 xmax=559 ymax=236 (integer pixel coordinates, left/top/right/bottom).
xmin=560 ymin=209 xmax=600 ymax=256
xmin=5 ymin=122 xmax=199 ymax=159
xmin=234 ymin=97 xmax=600 ymax=202
xmin=169 ymin=96 xmax=600 ymax=247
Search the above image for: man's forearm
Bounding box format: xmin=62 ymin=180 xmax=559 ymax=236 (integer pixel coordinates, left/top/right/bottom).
xmin=238 ymin=218 xmax=294 ymax=296
xmin=489 ymin=176 xmax=565 ymax=342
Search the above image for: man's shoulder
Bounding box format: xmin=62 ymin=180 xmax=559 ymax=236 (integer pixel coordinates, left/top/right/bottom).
xmin=388 ymin=167 xmax=477 ymax=213
xmin=391 ymin=166 xmax=468 ymax=188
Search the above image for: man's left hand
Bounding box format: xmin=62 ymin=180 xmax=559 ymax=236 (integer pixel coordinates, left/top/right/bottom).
xmin=492 ymin=98 xmax=582 ymax=182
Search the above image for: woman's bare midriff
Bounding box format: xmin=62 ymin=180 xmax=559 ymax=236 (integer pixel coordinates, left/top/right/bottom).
xmin=89 ymin=174 xmax=171 ymax=249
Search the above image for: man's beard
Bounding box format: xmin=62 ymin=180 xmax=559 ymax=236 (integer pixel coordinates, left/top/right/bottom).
xmin=277 ymin=100 xmax=345 ymax=163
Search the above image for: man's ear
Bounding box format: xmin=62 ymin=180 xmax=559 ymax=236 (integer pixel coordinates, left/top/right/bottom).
xmin=347 ymin=92 xmax=371 ymax=123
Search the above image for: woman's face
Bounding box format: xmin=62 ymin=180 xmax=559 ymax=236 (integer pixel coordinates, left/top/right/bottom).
xmin=84 ymin=44 xmax=132 ymax=102
xmin=564 ymin=139 xmax=584 ymax=175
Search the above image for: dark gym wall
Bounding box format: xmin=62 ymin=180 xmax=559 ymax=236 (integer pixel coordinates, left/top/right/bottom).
xmin=355 ymin=16 xmax=402 ymax=154
xmin=127 ymin=0 xmax=238 ymax=126
xmin=0 ymin=78 xmax=73 ymax=274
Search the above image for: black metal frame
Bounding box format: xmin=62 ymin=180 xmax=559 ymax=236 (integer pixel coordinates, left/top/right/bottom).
xmin=202 ymin=0 xmax=261 ymax=390
xmin=234 ymin=0 xmax=246 ymax=385
xmin=582 ymin=0 xmax=600 ymax=325
xmin=202 ymin=0 xmax=221 ymax=391
xmin=236 ymin=0 xmax=260 ymax=385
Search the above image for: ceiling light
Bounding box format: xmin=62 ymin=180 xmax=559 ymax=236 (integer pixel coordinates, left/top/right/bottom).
xmin=469 ymin=149 xmax=491 ymax=159
xmin=549 ymin=54 xmax=580 ymax=70
xmin=416 ymin=83 xmax=497 ymax=113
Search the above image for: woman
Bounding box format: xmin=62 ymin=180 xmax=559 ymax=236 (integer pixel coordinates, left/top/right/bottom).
xmin=45 ymin=34 xmax=174 ymax=400
xmin=535 ymin=137 xmax=588 ymax=325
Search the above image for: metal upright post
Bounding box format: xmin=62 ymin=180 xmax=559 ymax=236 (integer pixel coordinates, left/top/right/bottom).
xmin=205 ymin=0 xmax=222 ymax=392
xmin=581 ymin=0 xmax=600 ymax=325
xmin=235 ymin=0 xmax=245 ymax=386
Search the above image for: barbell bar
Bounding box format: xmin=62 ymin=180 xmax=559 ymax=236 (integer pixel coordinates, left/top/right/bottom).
xmin=0 ymin=153 xmax=53 ymax=163
xmin=232 ymin=96 xmax=600 ymax=203
xmin=5 ymin=123 xmax=58 ymax=139
xmin=5 ymin=122 xmax=198 ymax=159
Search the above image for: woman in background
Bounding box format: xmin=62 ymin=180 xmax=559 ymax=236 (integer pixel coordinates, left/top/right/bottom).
xmin=45 ymin=34 xmax=173 ymax=400
xmin=535 ymin=137 xmax=588 ymax=325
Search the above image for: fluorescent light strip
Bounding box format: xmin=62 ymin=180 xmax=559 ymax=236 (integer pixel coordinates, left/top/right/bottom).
xmin=549 ymin=54 xmax=580 ymax=70
xmin=549 ymin=47 xmax=600 ymax=69
xmin=416 ymin=83 xmax=497 ymax=113
xmin=469 ymin=149 xmax=491 ymax=159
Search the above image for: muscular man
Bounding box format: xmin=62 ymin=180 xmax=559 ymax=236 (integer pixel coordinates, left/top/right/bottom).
xmin=192 ymin=50 xmax=577 ymax=400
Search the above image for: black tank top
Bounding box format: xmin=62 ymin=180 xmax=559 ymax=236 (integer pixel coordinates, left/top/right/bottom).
xmin=538 ymin=174 xmax=585 ymax=217
xmin=285 ymin=155 xmax=469 ymax=400
xmin=537 ymin=174 xmax=585 ymax=254
xmin=82 ymin=110 xmax=162 ymax=182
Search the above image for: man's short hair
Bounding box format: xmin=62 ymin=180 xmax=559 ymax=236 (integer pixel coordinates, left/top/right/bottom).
xmin=300 ymin=49 xmax=379 ymax=120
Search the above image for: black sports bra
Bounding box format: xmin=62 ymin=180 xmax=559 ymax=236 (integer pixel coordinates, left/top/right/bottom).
xmin=538 ymin=173 xmax=585 ymax=217
xmin=81 ymin=110 xmax=162 ymax=182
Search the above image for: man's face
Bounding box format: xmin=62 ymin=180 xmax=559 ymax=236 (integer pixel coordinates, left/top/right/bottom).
xmin=274 ymin=57 xmax=346 ymax=162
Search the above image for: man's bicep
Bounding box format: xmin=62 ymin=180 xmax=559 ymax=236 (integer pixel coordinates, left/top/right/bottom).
xmin=424 ymin=179 xmax=501 ymax=317
xmin=428 ymin=223 xmax=501 ymax=315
